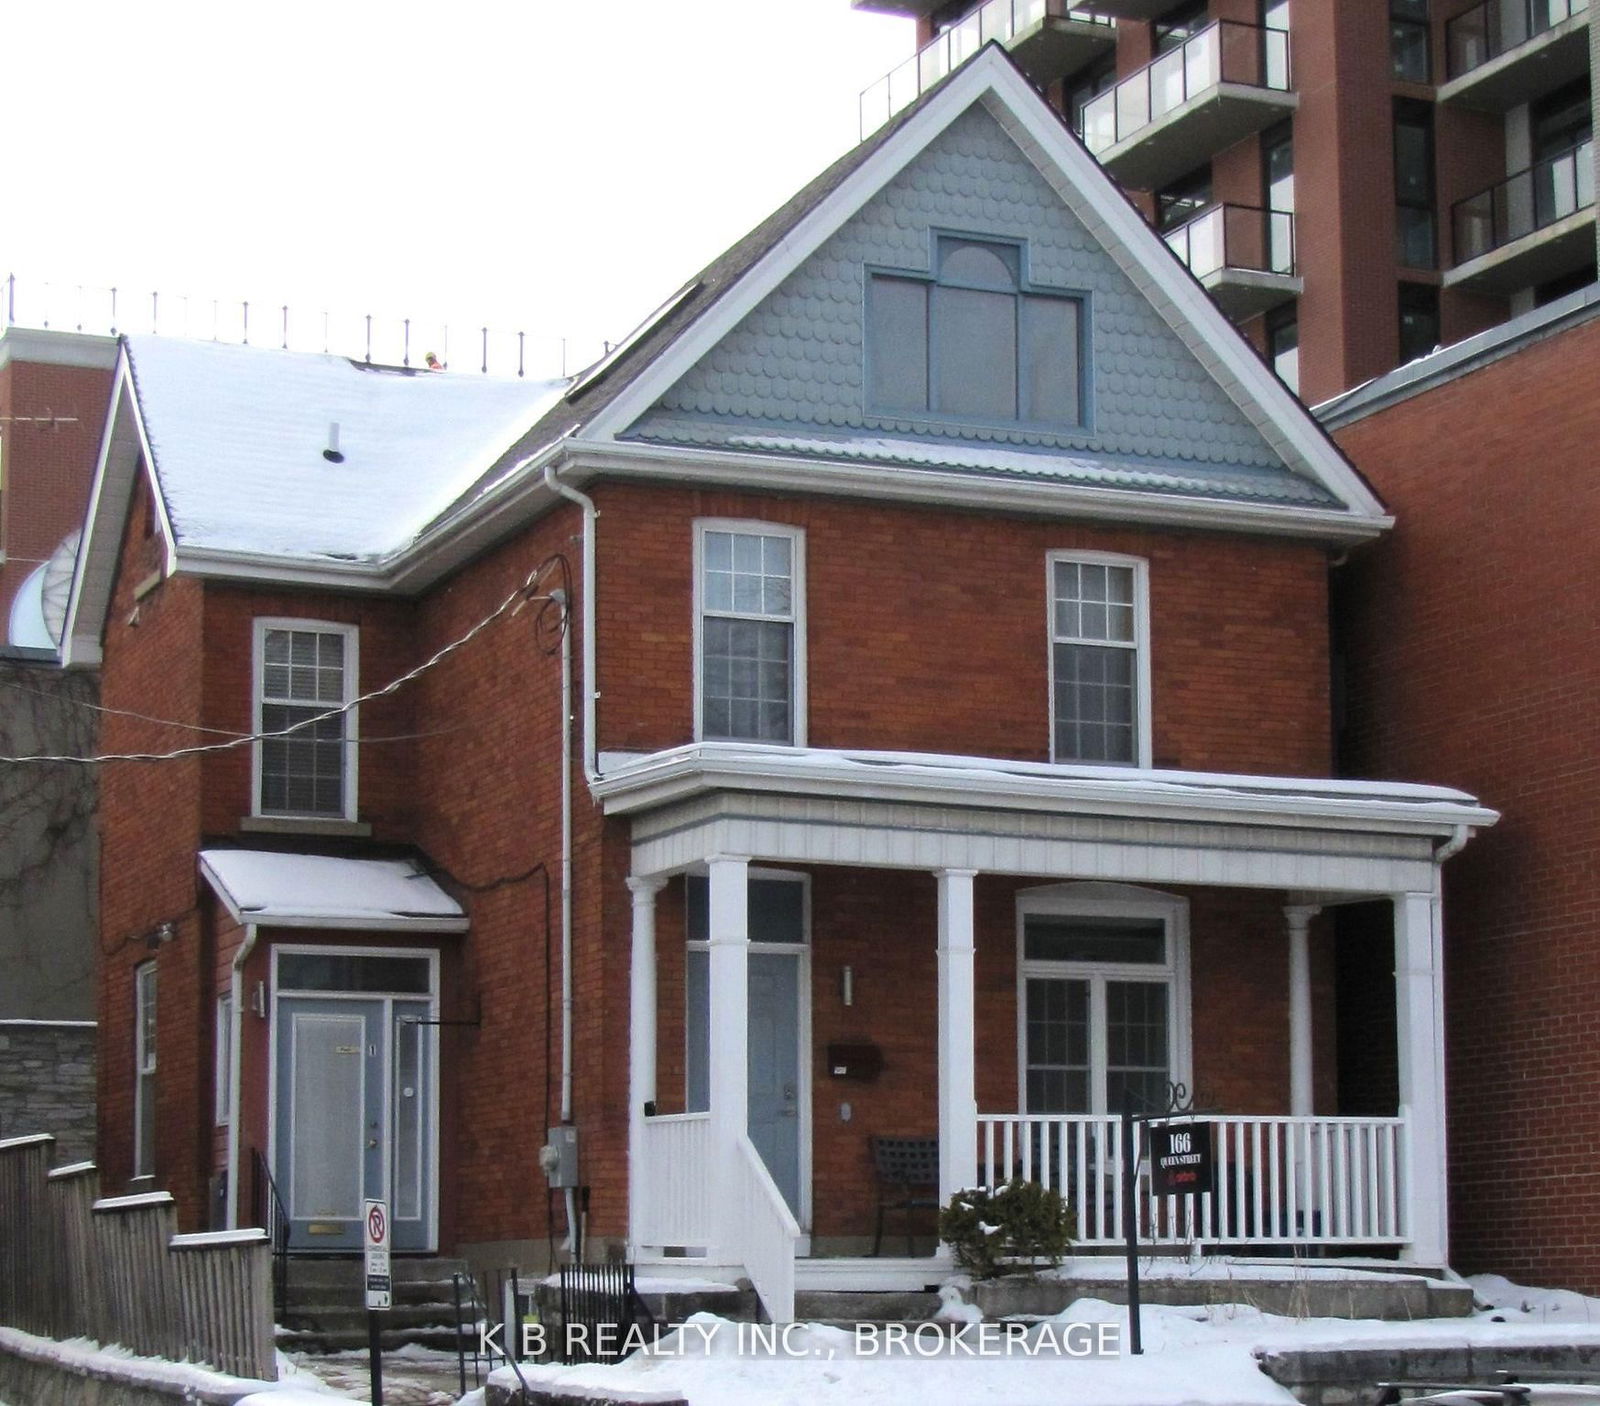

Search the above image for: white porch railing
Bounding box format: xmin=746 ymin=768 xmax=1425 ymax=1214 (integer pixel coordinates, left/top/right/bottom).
xmin=730 ymin=1136 xmax=799 ymax=1323
xmin=636 ymin=1113 xmax=712 ymax=1250
xmin=976 ymin=1113 xmax=1407 ymax=1248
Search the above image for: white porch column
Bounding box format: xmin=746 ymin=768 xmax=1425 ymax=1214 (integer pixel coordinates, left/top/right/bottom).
xmin=707 ymin=856 xmax=751 ymax=1262
xmin=936 ymin=868 xmax=978 ymax=1207
xmin=626 ymin=874 xmax=666 ymax=1255
xmin=1285 ymin=905 xmax=1319 ymax=1118
xmin=1394 ymin=888 xmax=1449 ymax=1265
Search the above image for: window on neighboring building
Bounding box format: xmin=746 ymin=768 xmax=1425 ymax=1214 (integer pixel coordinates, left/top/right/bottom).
xmin=696 ymin=522 xmax=805 ymax=746
xmin=135 ymin=962 xmax=158 ymax=1179
xmin=1394 ymin=98 xmax=1437 ymax=268
xmin=1260 ymin=0 xmax=1291 ymax=87
xmin=1266 ymin=303 xmax=1300 ymax=392
xmin=1049 ymin=554 xmax=1149 ymax=767
xmin=1019 ymin=887 xmax=1189 ymax=1118
xmin=1155 ymin=1 xmax=1209 ymax=53
xmin=1262 ymin=121 xmax=1296 ymax=272
xmin=214 ymin=993 xmax=233 ymax=1128
xmin=253 ymin=620 xmax=359 ymax=820
xmin=868 ymin=235 xmax=1084 ymax=427
xmin=1156 ymin=166 xmax=1214 ymax=232
xmin=1391 ymin=0 xmax=1430 ymax=81
xmin=1398 ymin=282 xmax=1441 ymax=363
xmin=1531 ymin=77 xmax=1592 ymax=161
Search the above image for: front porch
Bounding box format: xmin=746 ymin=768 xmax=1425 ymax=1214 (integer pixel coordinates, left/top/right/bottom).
xmin=598 ymin=745 xmax=1493 ymax=1322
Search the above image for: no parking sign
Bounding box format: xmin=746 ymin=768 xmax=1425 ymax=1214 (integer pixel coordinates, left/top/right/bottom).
xmin=363 ymin=1198 xmax=392 ymax=1310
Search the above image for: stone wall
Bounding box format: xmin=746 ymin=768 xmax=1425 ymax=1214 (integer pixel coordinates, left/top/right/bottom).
xmin=0 ymin=1020 xmax=96 ymax=1161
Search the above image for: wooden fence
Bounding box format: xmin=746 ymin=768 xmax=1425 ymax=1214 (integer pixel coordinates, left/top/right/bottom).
xmin=0 ymin=1134 xmax=275 ymax=1381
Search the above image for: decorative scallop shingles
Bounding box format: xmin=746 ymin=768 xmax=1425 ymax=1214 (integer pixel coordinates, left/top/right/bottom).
xmin=630 ymin=106 xmax=1327 ymax=507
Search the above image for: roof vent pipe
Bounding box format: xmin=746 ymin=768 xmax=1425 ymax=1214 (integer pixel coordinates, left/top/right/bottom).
xmin=322 ymin=422 xmax=345 ymax=463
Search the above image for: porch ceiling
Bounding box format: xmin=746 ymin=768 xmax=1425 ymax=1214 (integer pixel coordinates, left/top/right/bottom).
xmin=599 ymin=745 xmax=1495 ymax=894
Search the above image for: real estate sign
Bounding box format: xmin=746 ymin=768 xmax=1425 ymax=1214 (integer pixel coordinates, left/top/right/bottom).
xmin=1148 ymin=1122 xmax=1215 ymax=1198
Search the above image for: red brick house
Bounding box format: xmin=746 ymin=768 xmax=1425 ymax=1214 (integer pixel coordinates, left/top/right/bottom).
xmin=65 ymin=49 xmax=1493 ymax=1320
xmin=1322 ymin=286 xmax=1600 ymax=1294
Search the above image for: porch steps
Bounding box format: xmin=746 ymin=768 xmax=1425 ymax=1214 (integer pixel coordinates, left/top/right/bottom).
xmin=277 ymin=1256 xmax=480 ymax=1353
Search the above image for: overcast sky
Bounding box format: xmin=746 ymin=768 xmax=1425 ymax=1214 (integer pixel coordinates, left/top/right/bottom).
xmin=8 ymin=1 xmax=912 ymax=377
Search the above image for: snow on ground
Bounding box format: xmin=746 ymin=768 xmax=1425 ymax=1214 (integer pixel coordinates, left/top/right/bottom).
xmin=487 ymin=1278 xmax=1600 ymax=1406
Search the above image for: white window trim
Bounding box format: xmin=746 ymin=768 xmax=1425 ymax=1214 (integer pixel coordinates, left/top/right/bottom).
xmin=251 ymin=617 xmax=360 ymax=822
xmin=692 ymin=520 xmax=808 ymax=748
xmin=214 ymin=994 xmax=233 ymax=1128
xmin=1046 ymin=550 xmax=1152 ymax=768
xmin=134 ymin=961 xmax=158 ymax=1179
xmin=1014 ymin=881 xmax=1191 ymax=1117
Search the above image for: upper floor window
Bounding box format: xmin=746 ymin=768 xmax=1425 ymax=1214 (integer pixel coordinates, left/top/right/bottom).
xmin=1390 ymin=0 xmax=1430 ymax=81
xmin=253 ymin=620 xmax=359 ymax=820
xmin=867 ymin=235 xmax=1084 ymax=428
xmin=695 ymin=523 xmax=806 ymax=746
xmin=1049 ymin=553 xmax=1150 ymax=767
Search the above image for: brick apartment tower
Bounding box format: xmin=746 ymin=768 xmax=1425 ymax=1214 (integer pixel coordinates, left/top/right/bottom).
xmin=857 ymin=0 xmax=1599 ymax=404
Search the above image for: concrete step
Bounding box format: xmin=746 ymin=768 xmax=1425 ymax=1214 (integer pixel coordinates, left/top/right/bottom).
xmin=283 ymin=1255 xmax=484 ymax=1356
xmin=793 ymin=1290 xmax=941 ymax=1324
xmin=276 ymin=1323 xmax=469 ymax=1354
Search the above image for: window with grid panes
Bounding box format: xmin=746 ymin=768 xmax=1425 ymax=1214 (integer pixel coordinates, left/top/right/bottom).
xmin=698 ymin=525 xmax=803 ymax=745
xmin=255 ymin=622 xmax=357 ymax=817
xmin=1050 ymin=556 xmax=1145 ymax=765
xmin=1022 ymin=913 xmax=1174 ymax=1117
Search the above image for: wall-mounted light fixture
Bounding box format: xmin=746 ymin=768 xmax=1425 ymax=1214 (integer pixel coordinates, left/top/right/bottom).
xmin=841 ymin=965 xmax=854 ymax=1007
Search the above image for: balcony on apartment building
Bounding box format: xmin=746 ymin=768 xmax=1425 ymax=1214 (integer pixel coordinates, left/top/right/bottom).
xmin=858 ymin=0 xmax=1116 ymax=137
xmin=1080 ymin=20 xmax=1296 ymax=192
xmin=1162 ymin=204 xmax=1301 ymax=319
xmin=1439 ymin=0 xmax=1591 ymax=110
xmin=1064 ymin=0 xmax=1178 ymax=19
xmin=1445 ymin=138 xmax=1596 ymax=292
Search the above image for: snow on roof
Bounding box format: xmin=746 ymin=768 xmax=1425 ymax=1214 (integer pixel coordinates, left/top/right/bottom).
xmin=124 ymin=335 xmax=567 ymax=563
xmin=198 ymin=849 xmax=467 ymax=930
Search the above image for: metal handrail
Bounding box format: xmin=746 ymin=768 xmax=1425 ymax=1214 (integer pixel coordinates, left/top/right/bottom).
xmin=1445 ymin=0 xmax=1590 ymax=80
xmin=1162 ymin=203 xmax=1297 ymax=279
xmin=859 ymin=0 xmax=1115 ymax=138
xmin=1080 ymin=19 xmax=1291 ymax=155
xmin=1451 ymin=137 xmax=1595 ymax=264
xmin=248 ymin=1147 xmax=289 ymax=1323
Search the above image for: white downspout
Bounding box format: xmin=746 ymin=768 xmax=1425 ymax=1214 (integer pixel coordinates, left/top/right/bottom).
xmin=225 ymin=923 xmax=259 ymax=1228
xmin=1433 ymin=824 xmax=1470 ymax=863
xmin=542 ymin=461 xmax=598 ymax=1254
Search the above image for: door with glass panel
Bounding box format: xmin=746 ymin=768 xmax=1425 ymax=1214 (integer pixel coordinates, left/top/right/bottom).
xmin=274 ymin=950 xmax=436 ymax=1251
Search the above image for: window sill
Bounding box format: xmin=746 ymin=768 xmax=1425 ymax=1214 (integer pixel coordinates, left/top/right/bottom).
xmin=240 ymin=815 xmax=373 ymax=839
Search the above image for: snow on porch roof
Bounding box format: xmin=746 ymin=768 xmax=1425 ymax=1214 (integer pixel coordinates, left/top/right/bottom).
xmin=198 ymin=850 xmax=468 ymax=931
xmin=124 ymin=335 xmax=568 ymax=564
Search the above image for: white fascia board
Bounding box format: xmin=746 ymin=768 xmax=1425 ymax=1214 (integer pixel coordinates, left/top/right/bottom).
xmin=592 ymin=745 xmax=1498 ymax=836
xmin=172 ymin=547 xmax=398 ymax=592
xmin=61 ymin=356 xmax=139 ymax=669
xmin=580 ymin=49 xmax=1386 ymax=525
xmin=566 ymin=441 xmax=1391 ymax=545
xmin=0 ymin=327 xmax=119 ymax=372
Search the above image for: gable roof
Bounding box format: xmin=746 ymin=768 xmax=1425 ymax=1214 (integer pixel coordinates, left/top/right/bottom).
xmin=418 ymin=44 xmax=1386 ymax=554
xmin=65 ymin=44 xmax=1389 ymax=663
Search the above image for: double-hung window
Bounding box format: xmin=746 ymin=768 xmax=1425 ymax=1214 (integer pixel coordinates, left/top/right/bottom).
xmin=134 ymin=962 xmax=158 ymax=1179
xmin=1018 ymin=885 xmax=1190 ymax=1118
xmin=695 ymin=522 xmax=805 ymax=746
xmin=253 ymin=620 xmax=359 ymax=820
xmin=868 ymin=235 xmax=1084 ymax=428
xmin=1049 ymin=553 xmax=1150 ymax=767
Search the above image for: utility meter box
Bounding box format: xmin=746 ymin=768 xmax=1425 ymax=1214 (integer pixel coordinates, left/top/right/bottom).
xmin=543 ymin=1125 xmax=580 ymax=1188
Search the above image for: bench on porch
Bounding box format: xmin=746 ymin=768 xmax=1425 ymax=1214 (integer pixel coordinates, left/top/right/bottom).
xmin=871 ymin=1136 xmax=940 ymax=1256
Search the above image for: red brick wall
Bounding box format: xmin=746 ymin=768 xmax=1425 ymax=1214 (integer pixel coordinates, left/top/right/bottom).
xmin=0 ymin=351 xmax=114 ymax=640
xmin=1333 ymin=313 xmax=1600 ymax=1289
xmin=592 ymin=482 xmax=1332 ymax=776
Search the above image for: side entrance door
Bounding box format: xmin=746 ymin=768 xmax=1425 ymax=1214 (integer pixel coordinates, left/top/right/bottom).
xmin=273 ymin=950 xmax=436 ymax=1252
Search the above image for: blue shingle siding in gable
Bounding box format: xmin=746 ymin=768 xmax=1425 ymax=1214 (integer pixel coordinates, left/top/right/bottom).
xmin=626 ymin=106 xmax=1335 ymax=509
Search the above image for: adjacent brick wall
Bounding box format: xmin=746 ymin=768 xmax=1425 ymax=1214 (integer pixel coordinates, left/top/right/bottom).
xmin=1333 ymin=313 xmax=1600 ymax=1290
xmin=0 ymin=1020 xmax=96 ymax=1162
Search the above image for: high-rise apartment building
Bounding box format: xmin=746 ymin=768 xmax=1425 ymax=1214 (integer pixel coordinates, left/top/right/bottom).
xmin=857 ymin=0 xmax=1598 ymax=404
